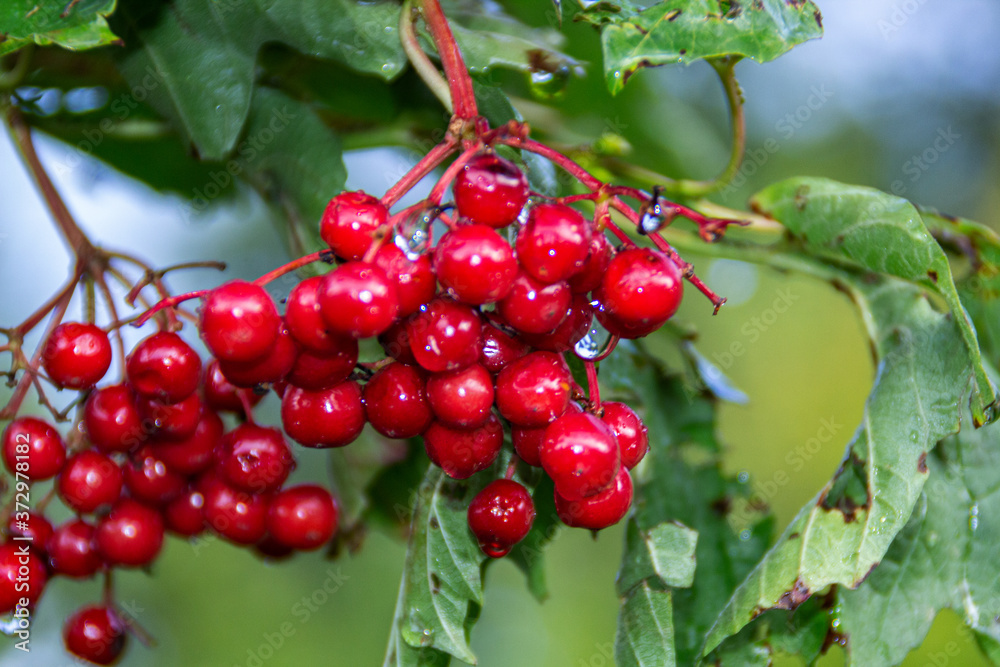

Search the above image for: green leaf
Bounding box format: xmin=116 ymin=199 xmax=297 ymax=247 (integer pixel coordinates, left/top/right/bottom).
xmin=578 ymin=0 xmax=823 ymax=93
xmin=0 ymin=0 xmax=120 ymax=57
xmin=617 ymin=521 xmax=698 ymax=595
xmin=751 ymin=177 xmax=997 ymax=426
xmin=112 ymin=0 xmax=406 ymax=160
xmin=506 ymin=473 xmax=560 ymax=602
xmin=701 ymin=276 xmax=973 ymax=658
xmin=616 ymin=581 xmax=677 ymax=667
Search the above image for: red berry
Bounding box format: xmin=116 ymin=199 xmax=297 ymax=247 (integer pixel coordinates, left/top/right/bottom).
xmin=123 ymin=445 xmax=186 ymax=505
xmin=426 ymin=364 xmax=494 ymax=429
xmin=320 ymin=191 xmax=389 ymax=261
xmin=319 ymin=261 xmax=399 ymax=339
xmin=42 ymin=322 xmax=112 ymax=389
xmin=567 ymin=232 xmax=613 ymax=294
xmin=266 ymin=485 xmax=338 ymax=550
xmin=541 ymin=412 xmax=620 ymax=501
xmin=601 ymin=402 xmax=649 ymax=470
xmin=96 ymin=498 xmax=164 ymax=567
xmin=7 ymin=512 xmax=53 ymax=550
xmin=593 ymin=248 xmax=682 ymax=338
xmin=281 ymin=382 xmax=365 ymax=448
xmin=434 ymin=224 xmax=517 ymax=305
xmin=554 ymin=467 xmax=633 ymax=530
xmin=515 ymin=203 xmax=592 ymax=283
xmin=373 ymin=243 xmax=437 ymax=317
xmin=58 ymin=450 xmax=123 ymax=514
xmin=423 ymin=414 xmax=504 ymax=479
xmin=200 ymin=280 xmax=281 ymax=362
xmin=150 ymin=409 xmax=223 ymax=476
xmin=203 ymin=359 xmax=263 ymax=413
xmin=163 ymin=486 xmax=206 ymax=536
xmin=467 ymin=479 xmax=535 ymax=558
xmin=136 ymin=392 xmax=202 ymax=441
xmin=519 ymin=294 xmax=594 ymax=353
xmin=286 ymin=343 xmax=358 ymax=391
xmin=286 ymin=276 xmax=356 ymax=353
xmin=497 ymin=272 xmax=571 ymax=334
xmin=495 ymin=351 xmax=572 ymax=427
xmin=363 ymin=363 xmax=433 ymax=438
xmin=453 ymin=153 xmax=529 ymax=228
xmin=0 ymin=541 xmax=46 ymax=613
xmin=479 ymin=321 xmax=529 ymax=374
xmin=126 ymin=331 xmax=201 ymax=403
xmin=378 ymin=319 xmax=418 ymax=365
xmin=201 ymin=475 xmax=270 ymax=544
xmin=47 ymin=519 xmax=101 ymax=578
xmin=512 ymin=403 xmax=582 ymax=467
xmin=216 ymin=326 xmax=298 ymax=387
xmin=407 ymin=298 xmax=481 ymax=372
xmin=84 ymin=384 xmax=146 ymax=453
xmin=63 ymin=605 xmax=126 ymax=665
xmin=2 ymin=416 xmax=66 ymax=479
xmin=216 ymin=424 xmax=295 ymax=494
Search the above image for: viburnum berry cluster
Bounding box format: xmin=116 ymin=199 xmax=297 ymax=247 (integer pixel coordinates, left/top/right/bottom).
xmin=0 ymin=2 xmax=743 ymax=664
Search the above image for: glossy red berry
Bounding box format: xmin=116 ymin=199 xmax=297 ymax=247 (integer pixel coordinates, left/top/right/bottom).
xmin=123 ymin=445 xmax=186 ymax=505
xmin=96 ymin=498 xmax=164 ymax=567
xmin=554 ymin=467 xmax=633 ymax=530
xmin=540 ymin=412 xmax=620 ymax=501
xmin=567 ymin=232 xmax=613 ymax=294
xmin=203 ymin=360 xmax=262 ymax=413
xmin=281 ymin=382 xmax=365 ymax=448
xmin=407 ymin=298 xmax=481 ymax=372
xmin=319 ymin=261 xmax=399 ymax=339
xmin=126 ymin=331 xmax=201 ymax=403
xmin=515 ymin=203 xmax=592 ymax=284
xmin=286 ymin=343 xmax=358 ymax=391
xmin=201 ymin=475 xmax=271 ymax=545
xmin=84 ymin=384 xmax=146 ymax=453
xmin=378 ymin=319 xmax=418 ymax=365
xmin=151 ymin=409 xmax=223 ymax=476
xmin=216 ymin=326 xmax=297 ymax=387
xmin=453 ymin=152 xmax=529 ymax=228
xmin=512 ymin=400 xmax=584 ymax=467
xmin=479 ymin=321 xmax=529 ymax=374
xmin=47 ymin=519 xmax=101 ymax=578
xmin=320 ymin=191 xmax=389 ymax=260
xmin=7 ymin=512 xmax=53 ymax=550
xmin=266 ymin=485 xmax=338 ymax=550
xmin=42 ymin=321 xmax=112 ymax=389
xmin=63 ymin=605 xmax=126 ymax=665
xmin=2 ymin=416 xmax=66 ymax=479
xmin=136 ymin=392 xmax=201 ymax=441
xmin=373 ymin=243 xmax=437 ymax=317
xmin=519 ymin=294 xmax=594 ymax=353
xmin=58 ymin=450 xmax=123 ymax=514
xmin=286 ymin=276 xmax=354 ymax=354
xmin=163 ymin=486 xmax=206 ymax=536
xmin=497 ymin=272 xmax=571 ymax=334
xmin=495 ymin=351 xmax=572 ymax=427
xmin=601 ymin=401 xmax=649 ymax=470
xmin=200 ymin=280 xmax=281 ymax=362
xmin=216 ymin=424 xmax=294 ymax=494
xmin=594 ymin=248 xmax=682 ymax=339
xmin=0 ymin=541 xmax=46 ymax=613
xmin=426 ymin=364 xmax=494 ymax=429
xmin=467 ymin=479 xmax=535 ymax=558
xmin=434 ymin=224 xmax=517 ymax=304
xmin=363 ymin=363 xmax=433 ymax=438
xmin=423 ymin=414 xmax=504 ymax=479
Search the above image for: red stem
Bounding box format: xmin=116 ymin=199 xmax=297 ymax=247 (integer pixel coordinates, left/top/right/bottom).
xmin=498 ymin=137 xmax=603 ymax=191
xmin=584 ymin=361 xmax=601 ymax=409
xmin=132 ymin=291 xmax=208 ymax=328
xmin=428 ymin=143 xmax=482 ymax=205
xmin=382 ymin=138 xmax=458 ymax=208
xmin=253 ymin=251 xmax=323 ymax=286
xmin=420 ymin=0 xmax=478 ymax=120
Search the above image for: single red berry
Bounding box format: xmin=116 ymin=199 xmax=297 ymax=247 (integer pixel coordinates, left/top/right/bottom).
xmin=63 ymin=605 xmax=126 ymax=666
xmin=201 ymin=475 xmax=271 ymax=545
xmin=163 ymin=486 xmax=206 ymax=537
xmin=126 ymin=331 xmax=201 ymax=403
xmin=58 ymin=450 xmax=123 ymax=514
xmin=215 ymin=424 xmax=295 ymax=494
xmin=512 ymin=402 xmax=582 ymax=467
xmin=515 ymin=203 xmax=592 ymax=284
xmin=42 ymin=322 xmax=112 ymax=389
xmin=200 ymin=280 xmax=281 ymax=362
xmin=216 ymin=326 xmax=298 ymax=387
xmin=150 ymin=409 xmax=223 ymax=476
xmin=467 ymin=479 xmax=535 ymax=558
xmin=286 ymin=276 xmax=357 ymax=353
xmin=96 ymin=498 xmax=164 ymax=567
xmin=495 ymin=351 xmax=572 ymax=427
xmin=601 ymin=402 xmax=649 ymax=470
xmin=373 ymin=243 xmax=437 ymax=317
xmin=123 ymin=445 xmax=186 ymax=505
xmin=378 ymin=319 xmax=418 ymax=366
xmin=0 ymin=542 xmax=46 ymax=613
xmin=320 ymin=191 xmax=389 ymax=261
xmin=286 ymin=343 xmax=358 ymax=391
xmin=7 ymin=512 xmax=53 ymax=551
xmin=363 ymin=363 xmax=433 ymax=438
xmin=203 ymin=359 xmax=263 ymax=413
xmin=407 ymin=298 xmax=481 ymax=372
xmin=423 ymin=414 xmax=504 ymax=479
xmin=47 ymin=518 xmax=101 ymax=578
xmin=434 ymin=224 xmax=517 ymax=305
xmin=479 ymin=321 xmax=529 ymax=374
xmin=568 ymin=231 xmax=614 ymax=294
xmin=519 ymin=294 xmax=594 ymax=353
xmin=319 ymin=261 xmax=399 ymax=339
xmin=554 ymin=467 xmax=633 ymax=530
xmin=281 ymin=382 xmax=365 ymax=448
xmin=541 ymin=412 xmax=620 ymax=501
xmin=593 ymin=248 xmax=682 ymax=339
xmin=2 ymin=416 xmax=66 ymax=479
xmin=497 ymin=272 xmax=571 ymax=334
xmin=136 ymin=392 xmax=202 ymax=441
xmin=83 ymin=384 xmax=146 ymax=453
xmin=266 ymin=485 xmax=339 ymax=550
xmin=453 ymin=153 xmax=529 ymax=228
xmin=426 ymin=364 xmax=494 ymax=429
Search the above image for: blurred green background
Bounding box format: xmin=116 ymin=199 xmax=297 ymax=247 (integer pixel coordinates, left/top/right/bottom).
xmin=2 ymin=0 xmax=999 ymax=665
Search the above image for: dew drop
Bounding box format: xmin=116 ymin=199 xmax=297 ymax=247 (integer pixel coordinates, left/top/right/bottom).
xmin=573 ymin=320 xmax=612 ymax=360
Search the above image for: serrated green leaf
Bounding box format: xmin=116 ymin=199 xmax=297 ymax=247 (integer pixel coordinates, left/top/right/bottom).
xmin=112 ymin=0 xmax=406 ymax=160
xmin=0 ymin=0 xmax=120 ymax=57
xmin=617 ymin=521 xmax=698 ymax=595
xmin=578 ymin=0 xmax=823 ymax=93
xmin=751 ymin=178 xmax=996 ymax=425
xmin=506 ymin=474 xmax=560 ymax=602
xmin=615 ymin=581 xmax=677 ymax=667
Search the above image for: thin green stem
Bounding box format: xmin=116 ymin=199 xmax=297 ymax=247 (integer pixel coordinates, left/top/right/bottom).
xmin=401 ymin=0 xmax=453 ymax=113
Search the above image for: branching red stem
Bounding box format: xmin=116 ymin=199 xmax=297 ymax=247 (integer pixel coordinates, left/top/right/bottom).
xmin=419 ymin=0 xmax=478 ymax=120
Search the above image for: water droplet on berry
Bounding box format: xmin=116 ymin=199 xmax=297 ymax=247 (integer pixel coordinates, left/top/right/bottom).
xmin=394 ymin=210 xmax=436 ymax=261
xmin=573 ymin=320 xmax=612 ymax=360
